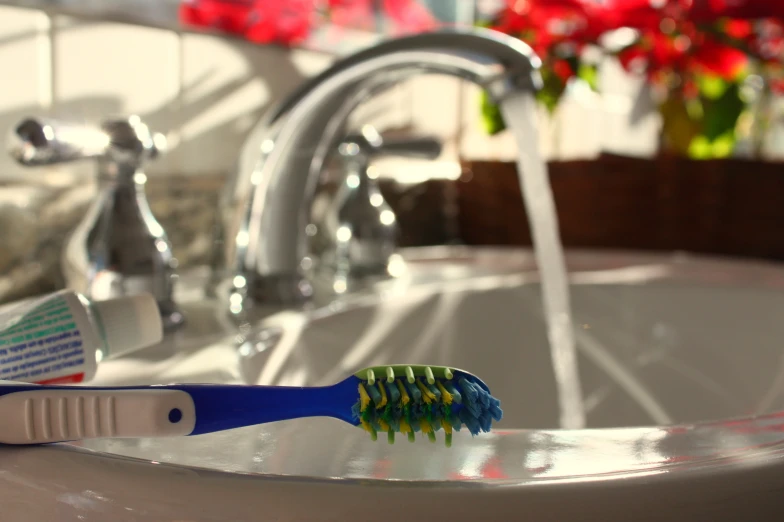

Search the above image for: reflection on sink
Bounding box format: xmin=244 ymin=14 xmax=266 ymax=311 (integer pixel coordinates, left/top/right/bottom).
xmin=79 ymin=247 xmax=784 ymax=484
xmin=242 ymin=247 xmax=784 ymax=430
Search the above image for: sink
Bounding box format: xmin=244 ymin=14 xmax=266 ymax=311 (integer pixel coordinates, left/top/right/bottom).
xmin=5 ymin=247 xmax=784 ymax=521
xmin=243 ymin=247 xmax=784 ymax=429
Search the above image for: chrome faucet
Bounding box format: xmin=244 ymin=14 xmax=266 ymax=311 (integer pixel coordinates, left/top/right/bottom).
xmin=214 ymin=28 xmax=542 ymax=315
xmin=308 ymin=124 xmax=442 ymax=295
xmin=8 ymin=116 xmax=185 ymax=331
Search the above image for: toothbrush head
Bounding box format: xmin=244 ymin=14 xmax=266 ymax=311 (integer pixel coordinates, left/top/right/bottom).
xmin=349 ymin=365 xmax=503 ymax=447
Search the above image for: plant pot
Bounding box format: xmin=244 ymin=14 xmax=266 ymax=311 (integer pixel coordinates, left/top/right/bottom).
xmin=452 ymin=154 xmax=784 ymax=261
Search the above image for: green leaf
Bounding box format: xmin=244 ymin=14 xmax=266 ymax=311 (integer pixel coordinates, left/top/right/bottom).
xmin=688 ymin=136 xmax=712 ymax=159
xmin=537 ymin=66 xmax=568 ymax=114
xmin=577 ymin=63 xmax=599 ymax=91
xmin=711 ymin=132 xmax=736 ymax=158
xmin=685 ymin=98 xmax=704 ymax=120
xmin=697 ymin=75 xmax=728 ymax=100
xmin=701 ymin=81 xmax=744 ymax=142
xmin=564 ymin=55 xmax=580 ymax=74
xmin=479 ymin=90 xmax=506 ymax=135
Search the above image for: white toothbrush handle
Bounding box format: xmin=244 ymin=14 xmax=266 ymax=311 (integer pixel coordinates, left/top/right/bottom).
xmin=0 ymin=388 xmax=196 ymax=444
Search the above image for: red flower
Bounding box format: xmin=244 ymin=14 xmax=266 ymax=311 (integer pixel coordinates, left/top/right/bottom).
xmin=723 ymin=18 xmax=752 ymax=39
xmin=179 ymin=0 xmax=255 ymax=35
xmin=179 ymin=0 xmax=313 ymax=45
xmin=493 ymin=0 xmax=603 ymax=58
xmin=552 ymin=58 xmax=575 ymax=80
xmin=693 ymin=38 xmax=748 ymax=78
xmin=244 ymin=0 xmax=314 ymax=45
xmin=327 ymin=0 xmax=437 ymax=34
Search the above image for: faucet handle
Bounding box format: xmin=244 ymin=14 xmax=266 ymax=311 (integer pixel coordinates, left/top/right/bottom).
xmin=8 ymin=116 xmax=166 ymax=169
xmin=8 ymin=115 xmax=183 ymax=332
xmin=340 ymin=125 xmax=442 ymax=161
xmin=374 ymin=135 xmax=442 ymax=160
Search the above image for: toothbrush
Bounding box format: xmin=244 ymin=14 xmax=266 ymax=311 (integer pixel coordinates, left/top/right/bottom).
xmin=0 ymin=365 xmax=502 ymax=447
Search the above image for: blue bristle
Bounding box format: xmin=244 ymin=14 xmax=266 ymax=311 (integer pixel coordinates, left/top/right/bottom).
xmin=427 ymin=383 xmax=441 ymax=401
xmin=458 ymin=408 xmax=481 ymax=435
xmin=385 ymin=382 xmax=400 ymax=403
xmin=450 ymin=415 xmax=463 ymax=431
xmin=458 ymin=378 xmax=476 ymax=397
xmin=370 ymin=418 xmax=381 ymax=431
xmin=460 ymin=380 xmax=485 ymax=419
xmin=387 ymin=417 xmax=400 ymax=431
xmin=367 ymin=384 xmax=382 ymax=405
xmin=479 ymin=412 xmax=493 ymax=433
xmin=444 ymin=382 xmax=462 ymax=404
xmin=477 ymin=387 xmax=490 ymax=408
xmin=489 ymin=400 xmax=503 ymax=422
xmin=351 ymin=403 xmax=361 ymax=420
xmin=459 ymin=378 xmax=478 ymax=404
xmin=405 ymin=380 xmax=421 ymax=401
xmin=464 ymin=396 xmax=483 ymax=419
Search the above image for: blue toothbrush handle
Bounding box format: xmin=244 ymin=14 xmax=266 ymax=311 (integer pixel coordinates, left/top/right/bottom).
xmin=166 ymin=383 xmax=358 ymax=436
xmin=0 ymin=380 xmax=359 ymax=444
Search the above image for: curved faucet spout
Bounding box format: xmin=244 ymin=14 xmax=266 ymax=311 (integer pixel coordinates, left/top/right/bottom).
xmin=217 ymin=28 xmax=542 ymax=312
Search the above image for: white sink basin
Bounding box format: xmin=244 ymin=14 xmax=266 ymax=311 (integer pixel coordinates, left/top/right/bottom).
xmin=5 ymin=247 xmax=784 ymax=521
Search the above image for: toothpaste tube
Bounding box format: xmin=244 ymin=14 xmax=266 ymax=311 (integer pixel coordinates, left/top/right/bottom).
xmin=0 ymin=290 xmax=163 ymax=384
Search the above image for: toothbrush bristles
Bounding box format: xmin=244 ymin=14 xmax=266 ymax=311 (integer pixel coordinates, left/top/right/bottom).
xmin=353 ymin=366 xmax=502 ymax=447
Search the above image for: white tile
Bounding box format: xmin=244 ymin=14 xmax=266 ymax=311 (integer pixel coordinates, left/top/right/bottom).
xmin=598 ymin=58 xmax=660 ymax=157
xmin=51 ymin=17 xmax=180 ymax=176
xmin=0 ymin=7 xmax=50 ymax=181
xmin=177 ymin=34 xmax=334 ymax=176
xmin=405 ymin=74 xmax=462 ymax=159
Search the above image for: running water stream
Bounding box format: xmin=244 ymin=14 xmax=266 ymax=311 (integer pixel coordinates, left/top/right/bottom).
xmin=500 ymin=92 xmax=587 ymax=429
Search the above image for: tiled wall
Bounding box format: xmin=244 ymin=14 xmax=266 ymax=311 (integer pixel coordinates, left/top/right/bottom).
xmin=0 ymin=5 xmax=668 ymax=185
xmin=0 ymin=6 xmax=339 ymax=181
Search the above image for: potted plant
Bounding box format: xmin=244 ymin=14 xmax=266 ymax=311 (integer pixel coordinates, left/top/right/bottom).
xmin=456 ymin=0 xmax=784 ymax=261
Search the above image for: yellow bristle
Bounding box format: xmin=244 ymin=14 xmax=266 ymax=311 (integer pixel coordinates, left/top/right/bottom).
xmin=358 ymin=383 xmax=371 ymax=412
xmin=360 ymin=420 xmax=373 ymax=433
xmin=420 ymin=419 xmax=432 ymax=434
xmin=378 ymin=419 xmax=390 ymax=431
xmin=399 ymin=419 xmax=412 ymax=434
xmin=396 ymin=379 xmax=410 ymax=405
xmin=436 ymin=381 xmax=453 ymax=405
xmin=416 ymin=380 xmax=436 ymax=404
xmin=376 ymin=381 xmax=388 ymax=409
xmin=441 ymin=418 xmax=453 ymax=434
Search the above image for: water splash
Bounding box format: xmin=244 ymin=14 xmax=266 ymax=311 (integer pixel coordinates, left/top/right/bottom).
xmin=500 ymin=93 xmax=586 ymax=429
